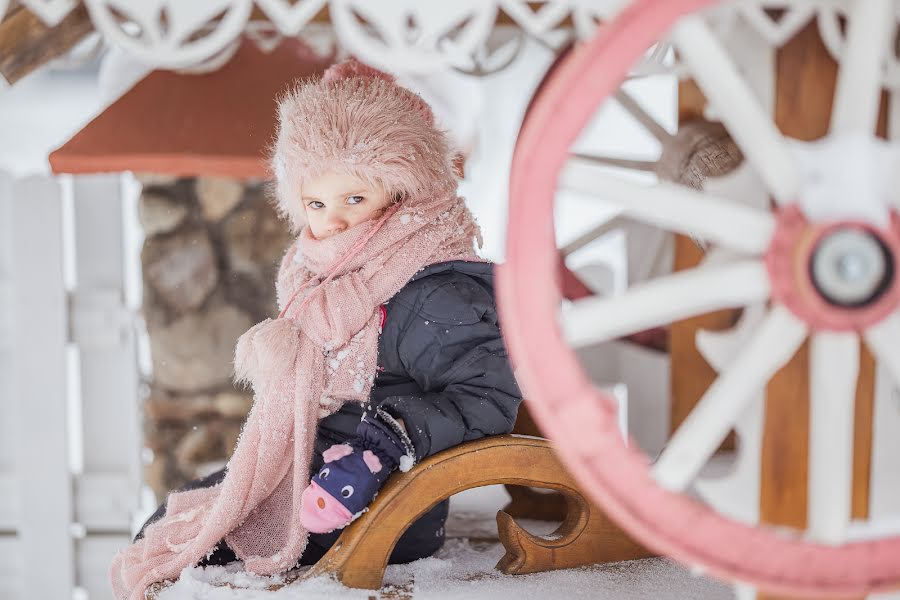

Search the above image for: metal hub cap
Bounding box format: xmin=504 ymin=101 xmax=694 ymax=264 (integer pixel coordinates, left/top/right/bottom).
xmin=810 ymin=228 xmax=892 ymax=307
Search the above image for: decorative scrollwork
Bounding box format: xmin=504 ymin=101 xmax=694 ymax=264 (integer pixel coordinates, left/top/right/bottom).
xmin=82 ymin=0 xmax=253 ymax=69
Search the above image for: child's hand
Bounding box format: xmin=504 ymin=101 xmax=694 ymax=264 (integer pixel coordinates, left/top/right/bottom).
xmin=300 ymin=412 xmax=415 ymax=533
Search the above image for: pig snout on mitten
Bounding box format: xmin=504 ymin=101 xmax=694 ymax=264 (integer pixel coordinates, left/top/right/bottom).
xmin=300 ymin=411 xmax=416 ymax=534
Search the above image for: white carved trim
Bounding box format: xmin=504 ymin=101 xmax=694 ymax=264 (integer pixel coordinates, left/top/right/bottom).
xmin=83 ymin=0 xmax=254 ymax=69
xmin=2 ymin=0 xmax=899 ymax=80
xmin=20 ymin=0 xmax=77 ymax=27
xmin=255 ymin=0 xmax=327 ymax=36
xmin=329 ymin=0 xmax=500 ymax=74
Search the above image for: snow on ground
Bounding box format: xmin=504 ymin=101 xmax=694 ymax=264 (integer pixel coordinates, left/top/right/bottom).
xmin=157 ymin=486 xmax=735 ymax=600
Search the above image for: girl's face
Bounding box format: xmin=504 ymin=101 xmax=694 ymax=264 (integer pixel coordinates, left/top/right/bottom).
xmin=302 ymin=170 xmax=392 ymax=239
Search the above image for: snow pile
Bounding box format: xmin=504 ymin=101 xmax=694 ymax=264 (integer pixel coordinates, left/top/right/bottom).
xmin=158 ymin=539 xmax=733 ymax=600
xmin=156 ymin=486 xmax=734 ymax=599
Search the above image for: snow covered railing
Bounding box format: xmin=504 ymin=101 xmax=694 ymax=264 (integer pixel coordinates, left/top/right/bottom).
xmin=0 ymin=171 xmax=141 ymax=600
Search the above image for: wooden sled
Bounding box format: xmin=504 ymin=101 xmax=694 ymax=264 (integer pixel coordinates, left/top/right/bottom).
xmin=146 ymin=434 xmax=651 ymax=597
xmin=304 ymin=434 xmax=651 ymax=589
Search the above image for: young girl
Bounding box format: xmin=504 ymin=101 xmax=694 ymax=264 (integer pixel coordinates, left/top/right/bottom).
xmin=110 ymin=58 xmax=522 ymax=600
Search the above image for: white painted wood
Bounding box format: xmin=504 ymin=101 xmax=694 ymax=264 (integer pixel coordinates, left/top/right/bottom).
xmin=864 ymin=312 xmax=900 ymax=387
xmin=829 ymin=0 xmax=892 ymax=135
xmin=653 ymin=305 xmax=808 ymax=492
xmin=0 ymin=535 xmax=25 ymax=600
xmin=694 ymin=303 xmax=766 ymax=526
xmin=560 ymin=260 xmax=770 ymax=349
xmin=9 ymin=175 xmax=75 ymax=598
xmin=616 ymin=341 xmax=670 ymax=458
xmin=575 ymin=339 xmax=670 ymax=458
xmin=70 ymin=175 xmax=141 ymax=534
xmin=77 ymin=534 xmax=132 ymax=600
xmin=0 ymin=171 xmax=20 ymax=533
xmin=560 ymin=157 xmax=776 ymax=255
xmin=671 ymin=15 xmax=799 ymax=205
xmin=869 ymin=363 xmax=900 ymax=525
xmin=808 ymin=331 xmax=859 ymax=544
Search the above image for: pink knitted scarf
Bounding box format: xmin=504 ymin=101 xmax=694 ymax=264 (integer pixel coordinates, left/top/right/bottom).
xmin=110 ymin=191 xmax=483 ymax=600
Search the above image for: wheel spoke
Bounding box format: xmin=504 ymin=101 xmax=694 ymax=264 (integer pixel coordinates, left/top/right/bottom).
xmin=571 ymin=152 xmax=658 ymax=173
xmin=560 ymin=156 xmax=775 ymax=255
xmin=559 ymin=216 xmax=625 ymax=258
xmin=560 ymin=260 xmax=770 ymax=349
xmin=830 ymin=0 xmax=892 ymax=135
xmin=864 ymin=311 xmax=900 ymax=387
xmin=653 ymin=305 xmax=808 ymax=492
xmin=614 ymin=89 xmax=673 ymax=143
xmin=808 ymin=331 xmax=859 ymax=545
xmin=671 ymin=15 xmax=799 ymax=204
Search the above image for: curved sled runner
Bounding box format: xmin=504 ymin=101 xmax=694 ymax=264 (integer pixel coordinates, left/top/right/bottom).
xmin=303 ymin=434 xmax=651 ymax=589
xmin=147 ymin=434 xmax=651 ymax=597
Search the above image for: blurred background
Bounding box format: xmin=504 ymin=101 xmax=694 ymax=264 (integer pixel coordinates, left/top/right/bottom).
xmin=0 ymin=3 xmax=676 ymax=598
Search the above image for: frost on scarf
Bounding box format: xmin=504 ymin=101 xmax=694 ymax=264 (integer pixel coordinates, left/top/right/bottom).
xmin=109 ymin=194 xmax=485 ymax=600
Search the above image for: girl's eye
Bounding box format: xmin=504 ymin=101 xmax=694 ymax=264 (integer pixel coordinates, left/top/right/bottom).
xmin=341 ymin=485 xmax=354 ymax=498
xmin=347 ymin=195 xmax=364 ymax=205
xmin=307 ymin=200 xmax=324 ymax=209
xmin=320 ymin=468 xmax=330 ymax=479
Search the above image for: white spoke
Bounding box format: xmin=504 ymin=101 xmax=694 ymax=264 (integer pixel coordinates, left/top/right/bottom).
xmin=808 ymin=331 xmax=859 ymax=545
xmin=671 ymin=15 xmax=799 ymax=204
xmin=571 ymin=152 xmax=657 ymax=173
xmin=560 ymin=157 xmax=775 ymax=255
xmin=559 ymin=216 xmax=624 ymax=257
xmin=864 ymin=311 xmax=900 ymax=387
xmin=653 ymin=305 xmax=808 ymax=492
xmin=830 ymin=0 xmax=892 ymax=134
xmin=561 ymin=260 xmax=770 ymax=349
xmin=614 ymin=89 xmax=673 ymax=143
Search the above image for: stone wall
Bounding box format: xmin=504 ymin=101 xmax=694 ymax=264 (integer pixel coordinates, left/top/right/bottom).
xmin=138 ymin=175 xmax=292 ymax=501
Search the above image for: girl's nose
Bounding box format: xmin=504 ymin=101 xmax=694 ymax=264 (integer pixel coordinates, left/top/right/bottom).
xmin=324 ymin=211 xmax=347 ymax=236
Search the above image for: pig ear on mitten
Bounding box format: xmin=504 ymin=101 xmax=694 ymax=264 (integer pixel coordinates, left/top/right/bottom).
xmin=323 ymin=444 xmax=353 ymax=463
xmin=362 ymin=450 xmax=383 ymax=473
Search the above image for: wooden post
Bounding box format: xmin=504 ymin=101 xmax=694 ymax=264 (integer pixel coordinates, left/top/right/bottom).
xmin=0 ymin=5 xmax=93 ymax=86
xmin=669 ymin=79 xmax=740 ymax=442
xmin=673 ymin=23 xmax=879 ymax=600
xmin=758 ymin=22 xmax=880 ymax=600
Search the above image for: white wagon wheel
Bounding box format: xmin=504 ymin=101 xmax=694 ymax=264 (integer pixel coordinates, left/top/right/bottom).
xmin=499 ymin=0 xmax=900 ymax=595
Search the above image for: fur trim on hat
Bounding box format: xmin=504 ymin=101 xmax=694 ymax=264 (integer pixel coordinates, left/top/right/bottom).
xmin=270 ymin=58 xmax=457 ymax=232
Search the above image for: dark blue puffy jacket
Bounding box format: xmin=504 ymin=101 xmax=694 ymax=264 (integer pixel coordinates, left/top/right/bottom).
xmin=137 ymin=259 xmax=523 ymax=566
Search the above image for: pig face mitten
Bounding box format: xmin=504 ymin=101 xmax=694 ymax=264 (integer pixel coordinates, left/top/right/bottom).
xmin=300 ymin=409 xmax=416 ymax=533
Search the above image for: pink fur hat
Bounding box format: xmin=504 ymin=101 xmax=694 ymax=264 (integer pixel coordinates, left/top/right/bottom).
xmin=270 ymin=58 xmax=458 ymax=232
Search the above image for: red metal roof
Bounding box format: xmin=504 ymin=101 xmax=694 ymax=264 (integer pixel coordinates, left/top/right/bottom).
xmin=49 ymin=38 xmax=330 ymax=178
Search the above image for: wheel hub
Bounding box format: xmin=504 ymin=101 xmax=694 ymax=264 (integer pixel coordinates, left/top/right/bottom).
xmin=765 ymin=206 xmax=900 ymax=330
xmin=810 ymin=227 xmax=893 ymax=307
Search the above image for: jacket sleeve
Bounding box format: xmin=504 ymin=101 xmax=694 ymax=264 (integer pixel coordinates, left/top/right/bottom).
xmin=378 ymin=273 xmax=523 ymax=461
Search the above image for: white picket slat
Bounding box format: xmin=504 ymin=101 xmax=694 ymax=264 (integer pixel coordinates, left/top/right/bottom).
xmin=10 ymin=175 xmax=75 ymax=598
xmin=0 ymin=171 xmax=20 ymax=534
xmin=0 ymin=535 xmax=25 ymax=600
xmin=70 ymin=175 xmax=141 ymax=536
xmin=78 ymin=534 xmax=131 ymax=600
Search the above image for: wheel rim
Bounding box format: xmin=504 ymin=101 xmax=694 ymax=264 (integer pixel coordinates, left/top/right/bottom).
xmin=497 ymin=0 xmax=900 ymax=595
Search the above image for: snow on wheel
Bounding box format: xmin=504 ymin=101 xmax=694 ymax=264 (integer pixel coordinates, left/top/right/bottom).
xmin=498 ymin=0 xmax=900 ymax=596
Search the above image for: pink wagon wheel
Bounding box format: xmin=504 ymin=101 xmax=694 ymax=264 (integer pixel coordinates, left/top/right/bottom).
xmin=499 ymin=0 xmax=900 ymax=597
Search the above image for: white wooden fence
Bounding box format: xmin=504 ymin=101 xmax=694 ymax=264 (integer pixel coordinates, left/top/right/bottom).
xmin=0 ymin=170 xmax=142 ymax=600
